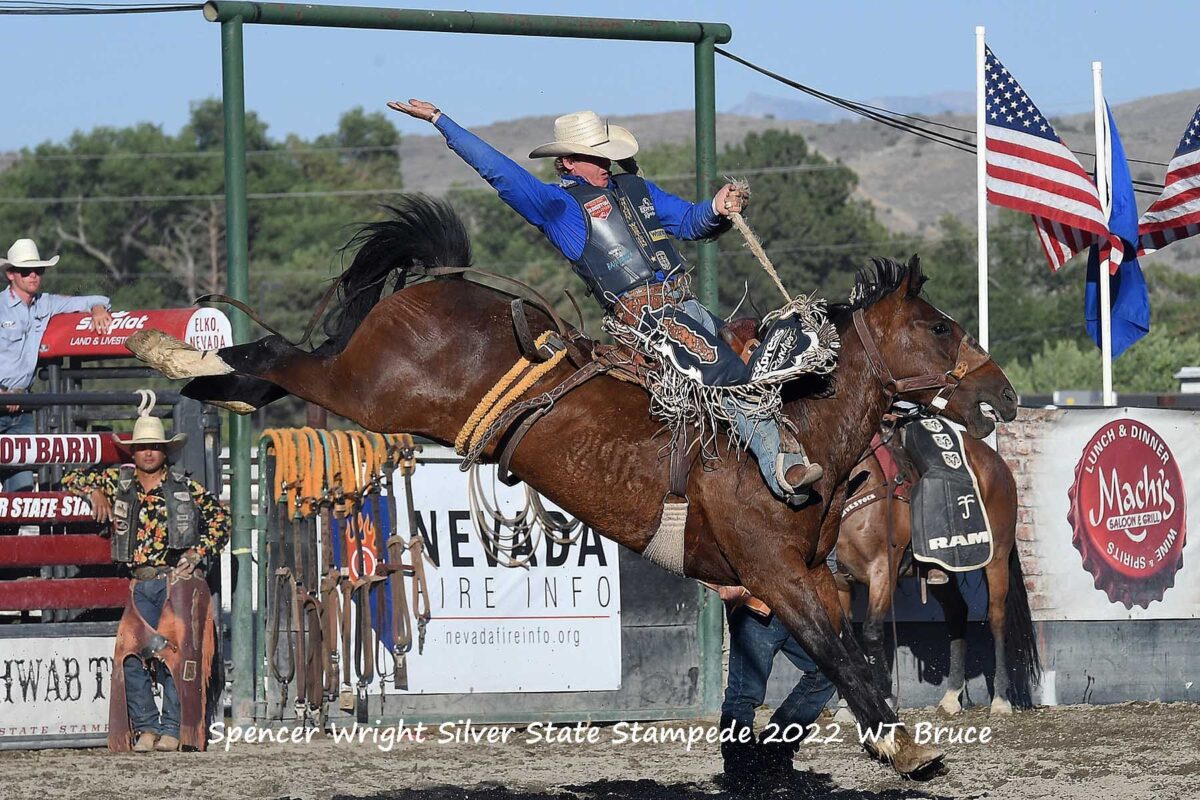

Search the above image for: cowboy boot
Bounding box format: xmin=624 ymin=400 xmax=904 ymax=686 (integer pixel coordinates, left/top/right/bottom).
xmin=154 ymin=734 xmax=180 ymax=752
xmin=925 ymin=566 xmax=950 ymax=585
xmin=722 ymin=400 xmax=822 ymax=504
xmin=775 ymin=423 xmax=823 ymax=492
xmin=132 ymin=732 xmax=158 ymax=753
xmin=718 ymin=716 xmax=760 ymax=793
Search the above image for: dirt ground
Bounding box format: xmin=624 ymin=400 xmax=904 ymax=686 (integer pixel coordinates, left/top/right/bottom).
xmin=3 ymin=703 xmax=1199 ymax=800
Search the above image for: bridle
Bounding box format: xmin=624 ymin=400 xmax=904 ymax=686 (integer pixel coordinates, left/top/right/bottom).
xmin=851 ymin=308 xmax=994 ymax=413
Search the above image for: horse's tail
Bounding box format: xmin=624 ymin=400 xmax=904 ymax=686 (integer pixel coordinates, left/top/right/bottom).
xmin=321 ymin=195 xmax=472 ymax=351
xmin=1004 ymin=545 xmax=1042 ymax=707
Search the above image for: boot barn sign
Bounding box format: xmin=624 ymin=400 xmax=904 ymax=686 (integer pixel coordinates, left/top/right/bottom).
xmin=1021 ymin=408 xmax=1198 ymax=619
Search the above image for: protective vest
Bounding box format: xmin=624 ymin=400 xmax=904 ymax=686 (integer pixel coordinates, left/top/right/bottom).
xmin=565 ymin=173 xmax=688 ymax=306
xmin=111 ymin=466 xmax=201 ymax=563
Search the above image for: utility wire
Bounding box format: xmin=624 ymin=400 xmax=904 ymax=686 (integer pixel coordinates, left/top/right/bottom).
xmin=716 ymin=47 xmax=1172 ymax=189
xmin=0 ymin=3 xmax=199 ymax=15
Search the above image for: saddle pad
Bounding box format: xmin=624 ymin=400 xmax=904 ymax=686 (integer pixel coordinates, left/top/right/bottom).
xmin=903 ymin=417 xmax=993 ymax=572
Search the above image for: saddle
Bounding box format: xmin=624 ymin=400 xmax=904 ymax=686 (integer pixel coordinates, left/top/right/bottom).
xmin=108 ymin=575 xmax=216 ymax=752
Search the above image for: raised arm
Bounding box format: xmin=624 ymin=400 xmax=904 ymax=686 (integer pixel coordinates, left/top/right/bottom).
xmin=388 ymin=99 xmax=585 ymax=259
xmin=388 ymin=99 xmax=569 ymax=228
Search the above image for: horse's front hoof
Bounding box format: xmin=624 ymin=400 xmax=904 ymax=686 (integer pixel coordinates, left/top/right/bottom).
xmin=205 ymin=399 xmax=257 ymax=415
xmin=938 ymin=689 xmax=963 ymax=715
xmin=127 ymin=330 xmax=233 ymax=380
xmin=990 ymin=697 xmax=1014 ymax=715
xmin=892 ymin=739 xmax=945 ymax=777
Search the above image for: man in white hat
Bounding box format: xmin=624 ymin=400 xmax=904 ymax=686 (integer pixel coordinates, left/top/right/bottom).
xmin=389 ymin=99 xmax=822 ymax=503
xmin=1 ymin=238 xmax=113 ymax=490
xmin=63 ymin=409 xmax=229 ymax=753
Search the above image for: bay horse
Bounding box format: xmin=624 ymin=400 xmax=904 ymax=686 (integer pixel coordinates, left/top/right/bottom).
xmin=836 ymin=430 xmax=1041 ymax=715
xmin=127 ymin=197 xmax=1018 ymax=777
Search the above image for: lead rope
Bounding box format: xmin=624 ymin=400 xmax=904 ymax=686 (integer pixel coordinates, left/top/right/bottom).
xmin=723 ymin=178 xmax=789 ymax=304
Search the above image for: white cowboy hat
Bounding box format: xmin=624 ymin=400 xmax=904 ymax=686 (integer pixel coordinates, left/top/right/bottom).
xmin=121 ymin=415 xmax=188 ymax=451
xmin=528 ymin=111 xmax=639 ymax=161
xmin=0 ymin=238 xmax=60 ymax=269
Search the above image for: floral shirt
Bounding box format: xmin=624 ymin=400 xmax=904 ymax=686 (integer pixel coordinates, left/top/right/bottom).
xmin=62 ymin=466 xmax=230 ymax=567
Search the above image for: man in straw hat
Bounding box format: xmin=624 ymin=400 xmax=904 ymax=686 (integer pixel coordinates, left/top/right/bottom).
xmin=389 ymin=99 xmax=822 ymax=504
xmin=63 ymin=402 xmax=229 ymax=752
xmin=1 ymin=238 xmax=113 ymax=490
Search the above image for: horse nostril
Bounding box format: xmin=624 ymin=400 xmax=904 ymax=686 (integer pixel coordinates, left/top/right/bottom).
xmin=1002 ymin=387 xmax=1017 ymax=403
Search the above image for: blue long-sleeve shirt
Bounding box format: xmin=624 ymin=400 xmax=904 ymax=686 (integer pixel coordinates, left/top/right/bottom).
xmin=434 ymin=114 xmax=726 ymax=262
xmin=0 ymin=288 xmax=110 ymax=390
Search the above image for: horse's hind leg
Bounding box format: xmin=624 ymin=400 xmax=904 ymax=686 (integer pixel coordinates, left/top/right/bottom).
xmin=129 ymin=331 xmax=351 ymax=419
xmin=985 ymin=553 xmax=1014 ymax=714
xmin=182 ymin=374 xmax=290 ymax=414
xmin=861 ymin=567 xmax=898 ymax=707
xmin=930 ymin=577 xmax=968 ymax=715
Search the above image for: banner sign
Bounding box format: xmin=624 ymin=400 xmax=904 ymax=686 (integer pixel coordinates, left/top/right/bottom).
xmin=0 ymin=492 xmax=94 ymax=524
xmin=0 ymin=634 xmax=114 ymax=741
xmin=38 ymin=307 xmax=232 ymax=360
xmin=0 ymin=434 xmax=125 ymax=467
xmin=334 ymin=462 xmax=622 ymax=695
xmin=1027 ymin=408 xmax=1197 ymax=620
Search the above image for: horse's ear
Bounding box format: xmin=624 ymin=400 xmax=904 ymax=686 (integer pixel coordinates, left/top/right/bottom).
xmin=905 ymin=253 xmax=927 ymax=297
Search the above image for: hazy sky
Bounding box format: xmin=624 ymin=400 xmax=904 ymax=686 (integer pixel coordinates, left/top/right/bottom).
xmin=3 ymin=0 xmax=1197 ymax=150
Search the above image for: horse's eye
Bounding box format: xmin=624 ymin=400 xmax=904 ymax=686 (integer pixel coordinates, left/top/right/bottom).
xmin=932 ymin=322 xmax=951 ymax=336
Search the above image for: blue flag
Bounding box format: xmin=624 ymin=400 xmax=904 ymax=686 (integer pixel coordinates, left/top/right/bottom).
xmin=1085 ymin=102 xmax=1149 ymax=358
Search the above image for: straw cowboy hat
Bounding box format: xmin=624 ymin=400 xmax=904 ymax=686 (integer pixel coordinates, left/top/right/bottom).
xmin=0 ymin=238 xmax=60 ymax=269
xmin=528 ymin=111 xmax=639 ymax=161
xmin=122 ymin=415 xmax=188 ymax=451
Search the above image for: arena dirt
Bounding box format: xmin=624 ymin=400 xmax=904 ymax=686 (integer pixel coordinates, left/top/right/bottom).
xmin=4 ymin=702 xmax=1199 ymax=800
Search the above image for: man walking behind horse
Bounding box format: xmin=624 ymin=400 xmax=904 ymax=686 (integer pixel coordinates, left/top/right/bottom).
xmin=63 ymin=406 xmax=229 ymax=752
xmin=389 ymin=99 xmax=822 ymax=504
xmin=717 ymin=584 xmax=835 ymax=789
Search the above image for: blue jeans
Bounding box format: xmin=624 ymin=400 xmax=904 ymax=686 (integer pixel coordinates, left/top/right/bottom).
xmin=722 ymin=607 xmax=835 ymax=732
xmin=0 ymin=410 xmax=34 ymax=491
xmin=123 ymin=578 xmax=181 ymax=738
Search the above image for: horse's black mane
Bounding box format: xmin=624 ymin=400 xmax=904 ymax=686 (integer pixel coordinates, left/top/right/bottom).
xmin=322 ymin=196 xmax=472 ymax=350
xmin=828 ymin=255 xmax=927 ymax=326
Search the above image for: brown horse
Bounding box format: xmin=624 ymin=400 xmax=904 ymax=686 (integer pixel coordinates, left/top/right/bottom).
xmin=128 ymin=198 xmax=1018 ymax=776
xmin=835 ymin=429 xmax=1040 ymax=714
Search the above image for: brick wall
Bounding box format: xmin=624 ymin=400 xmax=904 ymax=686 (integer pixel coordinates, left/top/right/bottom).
xmin=995 ymin=408 xmax=1063 ymax=617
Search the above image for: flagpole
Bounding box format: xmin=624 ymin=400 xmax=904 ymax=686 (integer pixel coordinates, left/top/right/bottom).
xmin=976 ymin=26 xmax=989 ymax=351
xmin=1092 ymin=61 xmax=1115 ymax=406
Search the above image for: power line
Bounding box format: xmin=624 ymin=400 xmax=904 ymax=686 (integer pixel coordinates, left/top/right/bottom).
xmin=716 ymin=47 xmax=1172 ymax=186
xmin=0 ymin=164 xmax=842 ymax=205
xmin=0 ymin=3 xmax=199 ymax=15
xmin=2 ymin=144 xmax=402 ymax=162
xmin=0 ymin=187 xmax=409 ymax=205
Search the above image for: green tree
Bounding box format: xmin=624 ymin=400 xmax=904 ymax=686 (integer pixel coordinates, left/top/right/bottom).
xmin=0 ymin=100 xmax=402 ymax=340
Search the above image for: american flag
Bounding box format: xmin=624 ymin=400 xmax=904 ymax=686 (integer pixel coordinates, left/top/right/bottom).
xmin=984 ymin=47 xmax=1108 ymax=271
xmin=1137 ymin=103 xmax=1200 ymax=255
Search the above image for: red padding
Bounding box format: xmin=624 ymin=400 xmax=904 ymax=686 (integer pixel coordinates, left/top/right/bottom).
xmin=0 ymin=534 xmax=112 ymax=568
xmin=0 ymin=577 xmax=128 ymax=611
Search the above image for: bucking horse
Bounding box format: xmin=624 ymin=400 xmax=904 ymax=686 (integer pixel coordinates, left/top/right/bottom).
xmin=127 ymin=197 xmax=1018 ymax=777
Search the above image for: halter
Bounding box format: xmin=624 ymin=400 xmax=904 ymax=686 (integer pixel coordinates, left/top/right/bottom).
xmin=851 ymin=309 xmax=993 ymax=413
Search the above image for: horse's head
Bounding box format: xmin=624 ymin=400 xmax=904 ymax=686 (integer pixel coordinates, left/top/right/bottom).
xmin=843 ymin=255 xmax=1017 ymax=438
